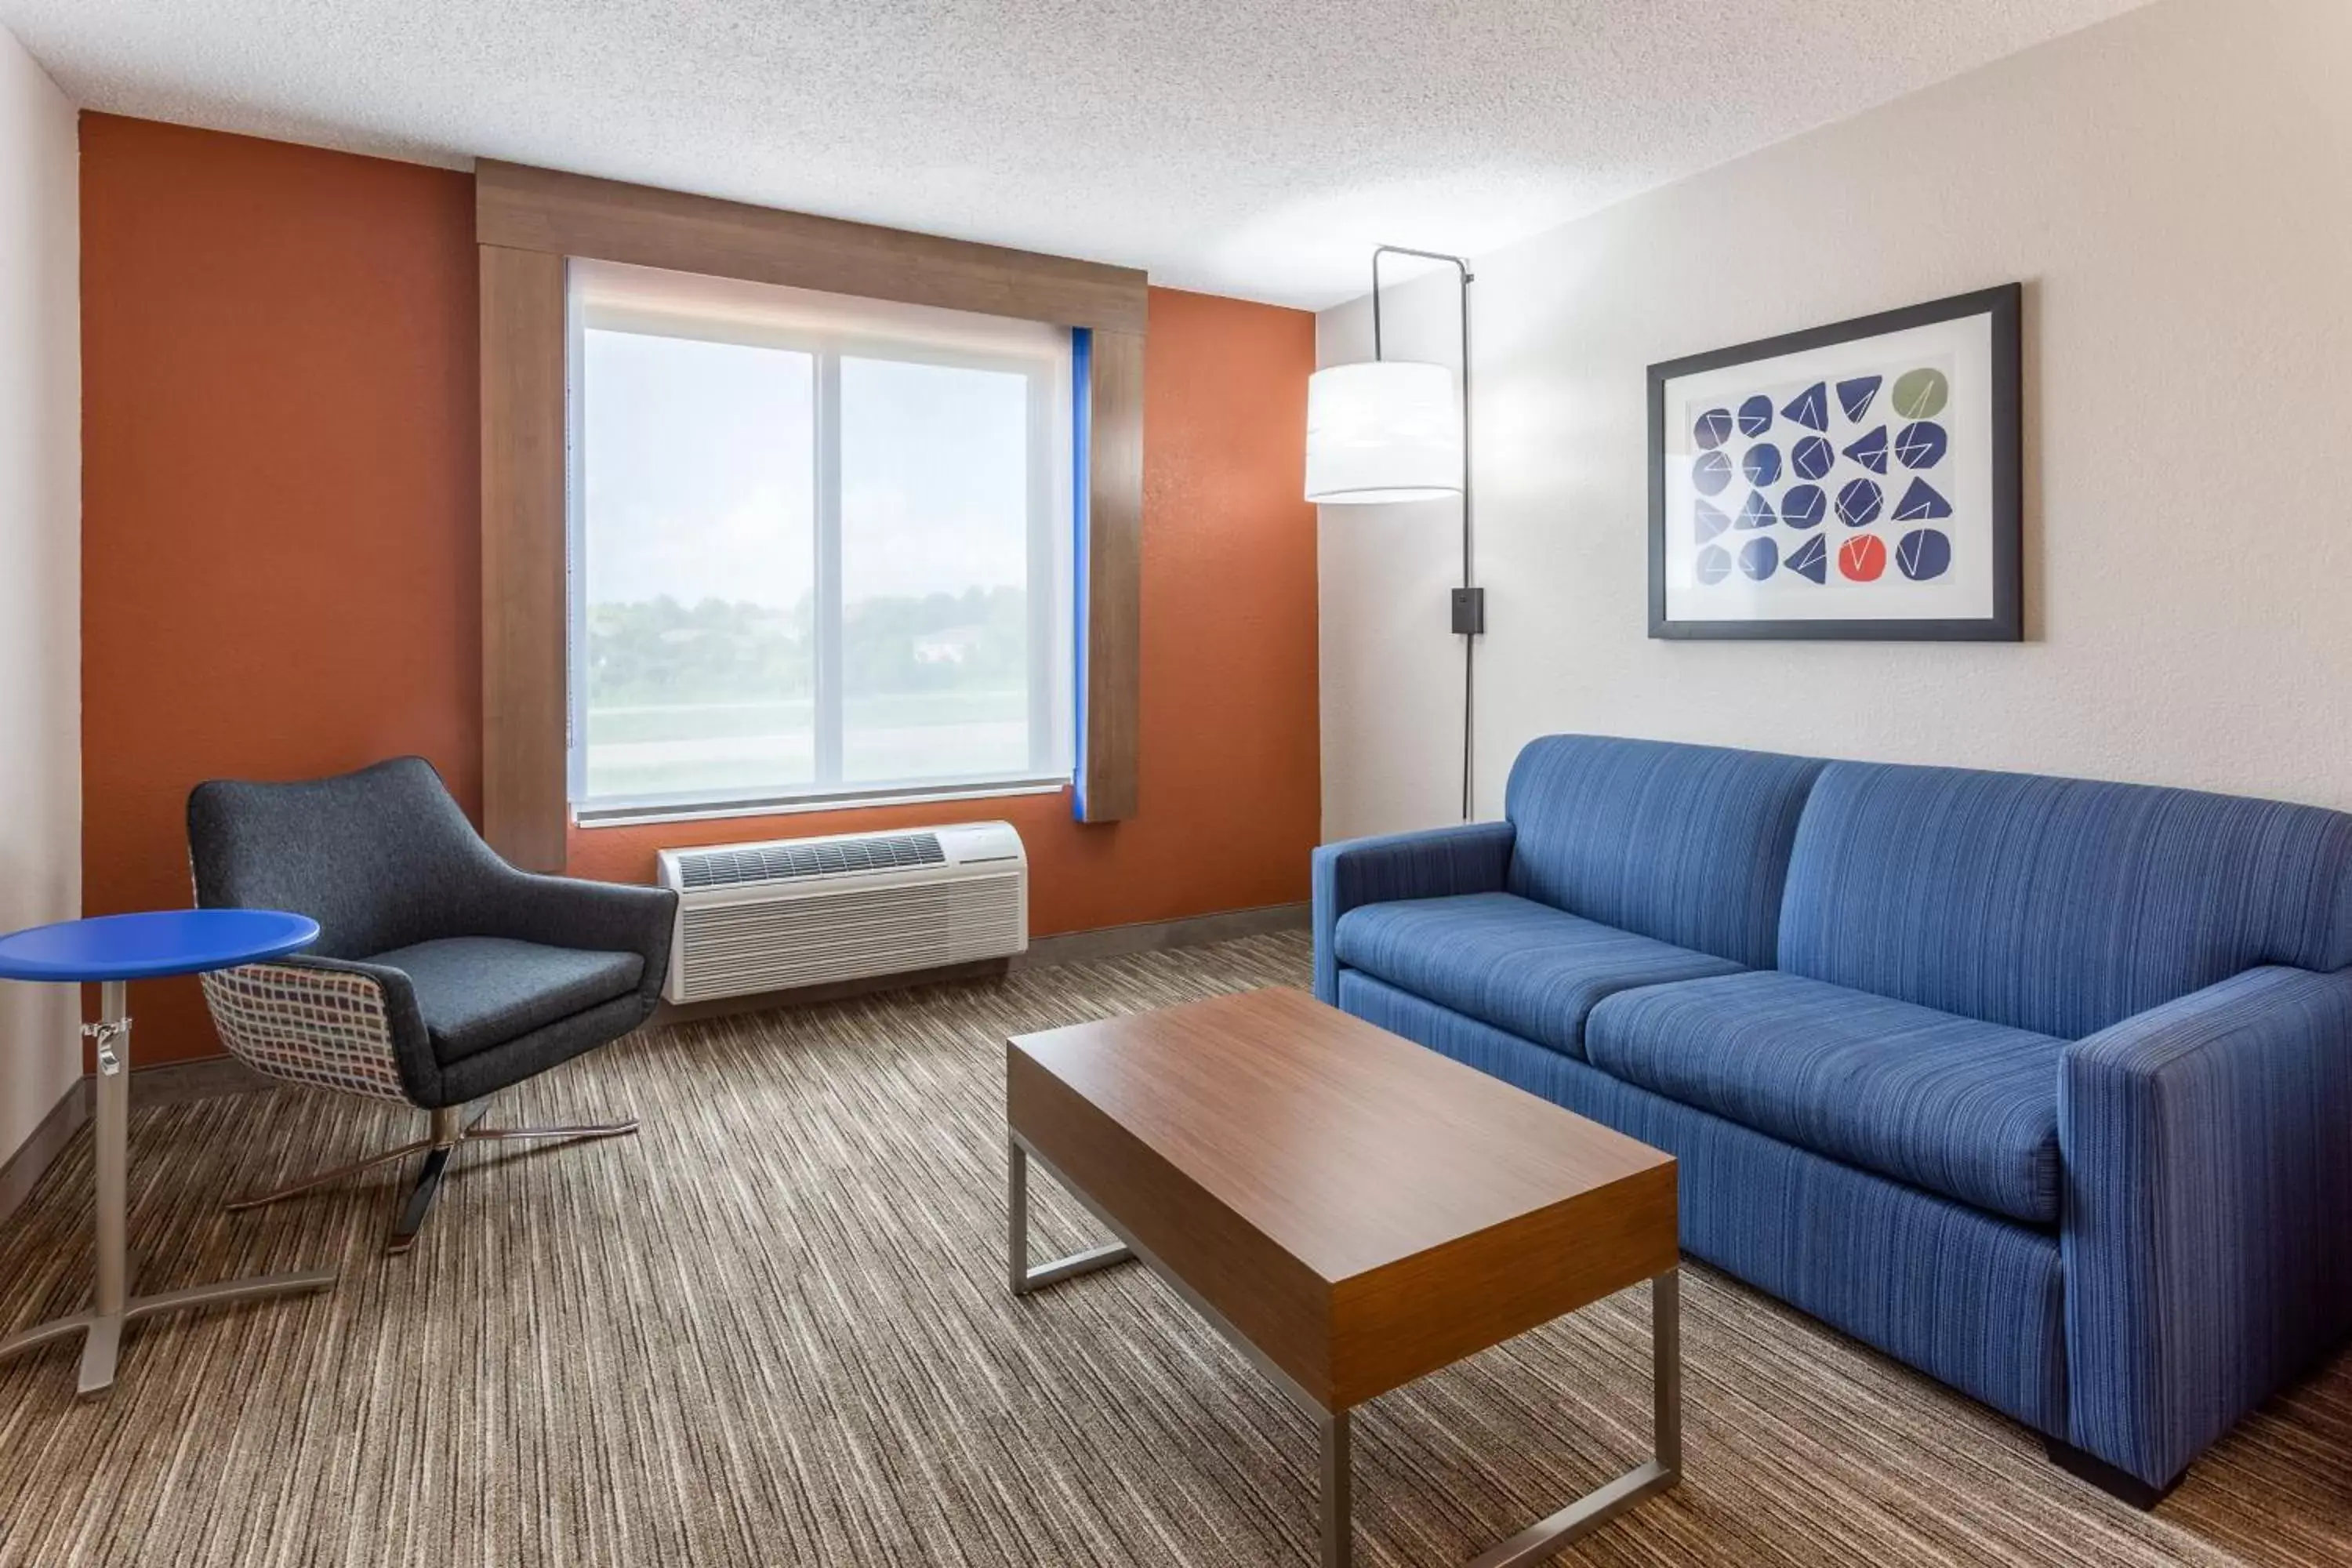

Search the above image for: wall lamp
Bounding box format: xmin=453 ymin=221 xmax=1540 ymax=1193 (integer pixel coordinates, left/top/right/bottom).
xmin=1304 ymin=245 xmax=1479 ymax=820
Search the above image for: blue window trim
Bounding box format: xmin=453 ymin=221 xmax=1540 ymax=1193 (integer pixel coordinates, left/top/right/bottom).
xmin=1070 ymin=327 xmax=1094 ymax=822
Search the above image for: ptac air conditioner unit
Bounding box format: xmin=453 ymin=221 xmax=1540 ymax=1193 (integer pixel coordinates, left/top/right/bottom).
xmin=657 ymin=822 xmax=1027 ymax=1004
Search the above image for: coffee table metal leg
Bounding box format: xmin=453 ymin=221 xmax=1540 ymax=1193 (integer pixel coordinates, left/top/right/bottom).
xmin=1007 ymin=1137 xmax=1026 ymax=1296
xmin=1002 ymin=1131 xmax=1681 ymax=1566
xmin=1654 ymin=1268 xmax=1682 ymax=1472
xmin=1463 ymin=1265 xmax=1682 ymax=1568
xmin=1007 ymin=1137 xmax=1132 ymax=1297
xmin=1320 ymin=1406 xmax=1352 ymax=1568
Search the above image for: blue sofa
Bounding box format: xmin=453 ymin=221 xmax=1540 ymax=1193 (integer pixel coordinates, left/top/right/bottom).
xmin=1312 ymin=734 xmax=2352 ymax=1504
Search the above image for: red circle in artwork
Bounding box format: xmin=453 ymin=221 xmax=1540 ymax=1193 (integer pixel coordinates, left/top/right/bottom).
xmin=1839 ymin=535 xmax=1888 ymax=583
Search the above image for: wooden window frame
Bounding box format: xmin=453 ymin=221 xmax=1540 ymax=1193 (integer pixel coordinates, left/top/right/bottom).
xmin=477 ymin=161 xmax=1145 ymax=869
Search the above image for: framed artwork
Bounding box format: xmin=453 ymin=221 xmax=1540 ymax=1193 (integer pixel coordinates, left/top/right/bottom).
xmin=1648 ymin=283 xmax=2020 ymax=641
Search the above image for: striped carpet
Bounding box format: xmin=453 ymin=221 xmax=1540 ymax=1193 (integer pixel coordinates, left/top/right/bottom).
xmin=1 ymin=932 xmax=2347 ymax=1566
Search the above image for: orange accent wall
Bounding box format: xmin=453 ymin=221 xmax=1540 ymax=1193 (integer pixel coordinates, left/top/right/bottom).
xmin=79 ymin=114 xmax=1321 ymax=1065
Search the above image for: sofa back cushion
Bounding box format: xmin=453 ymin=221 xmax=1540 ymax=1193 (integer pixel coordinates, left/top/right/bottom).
xmin=1504 ymin=735 xmax=1828 ymax=968
xmin=1779 ymin=761 xmax=2352 ymax=1038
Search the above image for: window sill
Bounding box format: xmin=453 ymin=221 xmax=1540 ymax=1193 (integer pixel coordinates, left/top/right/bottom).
xmin=572 ymin=778 xmax=1072 ymax=830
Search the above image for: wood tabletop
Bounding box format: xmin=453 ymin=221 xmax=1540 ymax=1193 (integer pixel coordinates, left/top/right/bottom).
xmin=1007 ymin=986 xmax=1678 ymax=1410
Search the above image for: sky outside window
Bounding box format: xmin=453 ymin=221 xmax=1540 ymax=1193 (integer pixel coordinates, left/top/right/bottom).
xmin=575 ymin=299 xmax=1066 ymax=808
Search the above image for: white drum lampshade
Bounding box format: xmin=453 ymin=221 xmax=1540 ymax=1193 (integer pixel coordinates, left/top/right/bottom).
xmin=1304 ymin=361 xmax=1462 ymax=503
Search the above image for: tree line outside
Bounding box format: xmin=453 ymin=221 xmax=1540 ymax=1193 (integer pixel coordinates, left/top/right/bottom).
xmin=583 ymin=585 xmax=1029 ymax=742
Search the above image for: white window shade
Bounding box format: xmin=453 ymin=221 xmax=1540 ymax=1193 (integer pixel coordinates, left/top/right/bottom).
xmin=1305 ymin=360 xmax=1463 ymax=504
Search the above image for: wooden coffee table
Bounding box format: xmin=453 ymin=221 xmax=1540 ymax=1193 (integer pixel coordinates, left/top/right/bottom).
xmin=1006 ymin=986 xmax=1681 ymax=1567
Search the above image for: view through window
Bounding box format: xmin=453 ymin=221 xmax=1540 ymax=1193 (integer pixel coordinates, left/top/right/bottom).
xmin=569 ymin=262 xmax=1074 ymax=815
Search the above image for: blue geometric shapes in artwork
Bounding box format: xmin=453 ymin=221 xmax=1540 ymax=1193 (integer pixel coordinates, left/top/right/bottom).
xmin=1837 ymin=375 xmax=1882 ymax=423
xmin=1694 ymin=499 xmax=1730 ymax=543
xmin=1835 ymin=477 xmax=1883 ymax=528
xmin=1780 ymin=484 xmax=1826 ymax=530
xmin=1738 ymin=394 xmax=1774 ymax=437
xmin=1893 ymin=420 xmax=1949 ymax=470
xmin=1737 ymin=489 xmax=1777 ymax=530
xmin=1894 ymin=477 xmax=1954 ymax=521
xmin=1843 ymin=425 xmax=1889 ymax=474
xmin=1780 ymin=381 xmax=1830 ymax=432
xmin=1739 ymin=536 xmax=1779 ymax=581
xmin=1694 ymin=408 xmax=1734 ymax=449
xmin=1696 ymin=545 xmax=1733 ymax=585
xmin=1743 ymin=443 xmax=1782 ymax=486
xmin=1791 ymin=434 xmax=1834 ymax=481
xmin=1787 ymin=533 xmax=1828 ymax=583
xmin=1693 ymin=450 xmax=1733 ymax=495
xmin=1897 ymin=528 xmax=1953 ymax=581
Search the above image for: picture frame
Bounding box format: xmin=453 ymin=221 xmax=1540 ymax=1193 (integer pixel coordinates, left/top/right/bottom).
xmin=1647 ymin=283 xmax=2021 ymax=641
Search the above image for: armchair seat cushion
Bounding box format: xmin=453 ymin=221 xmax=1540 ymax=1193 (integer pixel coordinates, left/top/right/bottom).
xmin=1584 ymin=970 xmax=2067 ymax=1224
xmin=369 ymin=937 xmax=645 ymax=1065
xmin=1331 ymin=892 xmax=1744 ymax=1058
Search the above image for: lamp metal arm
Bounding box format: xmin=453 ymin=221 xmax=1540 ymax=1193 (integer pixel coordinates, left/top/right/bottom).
xmin=1368 ymin=244 xmax=1478 ymax=822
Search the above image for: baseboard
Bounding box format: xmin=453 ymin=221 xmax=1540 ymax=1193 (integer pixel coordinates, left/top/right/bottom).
xmin=1017 ymin=901 xmax=1308 ymax=967
xmin=129 ymin=1054 xmax=277 ymax=1106
xmin=0 ymin=1076 xmax=88 ymax=1226
xmin=652 ymin=900 xmax=1309 ymax=1027
xmin=653 ymin=958 xmax=1017 ymax=1025
xmin=0 ymin=902 xmax=1312 ymax=1207
xmin=0 ymin=1055 xmax=279 ymax=1226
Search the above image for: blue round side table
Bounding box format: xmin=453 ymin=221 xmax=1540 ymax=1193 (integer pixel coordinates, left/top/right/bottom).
xmin=0 ymin=909 xmax=334 ymax=1396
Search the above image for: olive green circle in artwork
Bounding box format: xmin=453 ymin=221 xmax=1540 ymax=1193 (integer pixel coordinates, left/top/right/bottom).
xmin=1892 ymin=368 xmax=1949 ymax=419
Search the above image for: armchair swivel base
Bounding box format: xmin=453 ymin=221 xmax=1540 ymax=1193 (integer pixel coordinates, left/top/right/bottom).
xmin=227 ymin=1102 xmax=639 ymax=1253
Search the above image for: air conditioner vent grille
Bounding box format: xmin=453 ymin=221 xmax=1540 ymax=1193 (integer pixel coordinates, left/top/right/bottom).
xmin=677 ymin=831 xmax=946 ymax=889
xmin=659 ymin=819 xmax=1025 ymax=1004
xmin=676 ymin=875 xmax=1023 ymax=996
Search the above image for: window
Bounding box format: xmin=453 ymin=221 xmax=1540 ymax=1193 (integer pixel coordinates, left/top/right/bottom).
xmin=568 ymin=261 xmax=1075 ymax=818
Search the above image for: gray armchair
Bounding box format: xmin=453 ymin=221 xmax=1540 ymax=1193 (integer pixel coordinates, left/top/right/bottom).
xmin=187 ymin=757 xmax=677 ymax=1251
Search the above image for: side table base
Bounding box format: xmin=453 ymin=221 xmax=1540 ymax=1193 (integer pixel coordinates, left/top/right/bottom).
xmin=0 ymin=1268 xmax=336 ymax=1396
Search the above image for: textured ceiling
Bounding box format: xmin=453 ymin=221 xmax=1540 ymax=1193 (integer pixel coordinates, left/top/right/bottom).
xmin=2 ymin=0 xmax=2151 ymax=308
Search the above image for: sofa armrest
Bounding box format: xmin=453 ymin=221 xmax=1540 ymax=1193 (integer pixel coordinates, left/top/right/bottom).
xmin=2059 ymin=964 xmax=2352 ymax=1489
xmin=481 ymin=869 xmax=680 ymax=1005
xmin=1309 ymin=822 xmax=1515 ymax=1003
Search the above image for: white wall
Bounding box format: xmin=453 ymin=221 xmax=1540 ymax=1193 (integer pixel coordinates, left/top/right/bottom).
xmin=1319 ymin=0 xmax=2352 ymax=840
xmin=0 ymin=21 xmax=79 ymax=1169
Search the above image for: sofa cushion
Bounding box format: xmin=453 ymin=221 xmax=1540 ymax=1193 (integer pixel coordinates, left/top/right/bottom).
xmin=1504 ymin=735 xmax=1827 ymax=969
xmin=1585 ymin=970 xmax=2067 ymax=1223
xmin=1332 ymin=891 xmax=1743 ymax=1058
xmin=1779 ymin=760 xmax=2352 ymax=1039
xmin=1337 ymin=968 xmax=2069 ymax=1436
xmin=369 ymin=936 xmax=644 ymax=1065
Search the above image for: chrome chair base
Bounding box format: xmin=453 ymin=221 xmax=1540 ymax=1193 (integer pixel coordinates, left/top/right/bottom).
xmin=227 ymin=1102 xmax=638 ymax=1254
